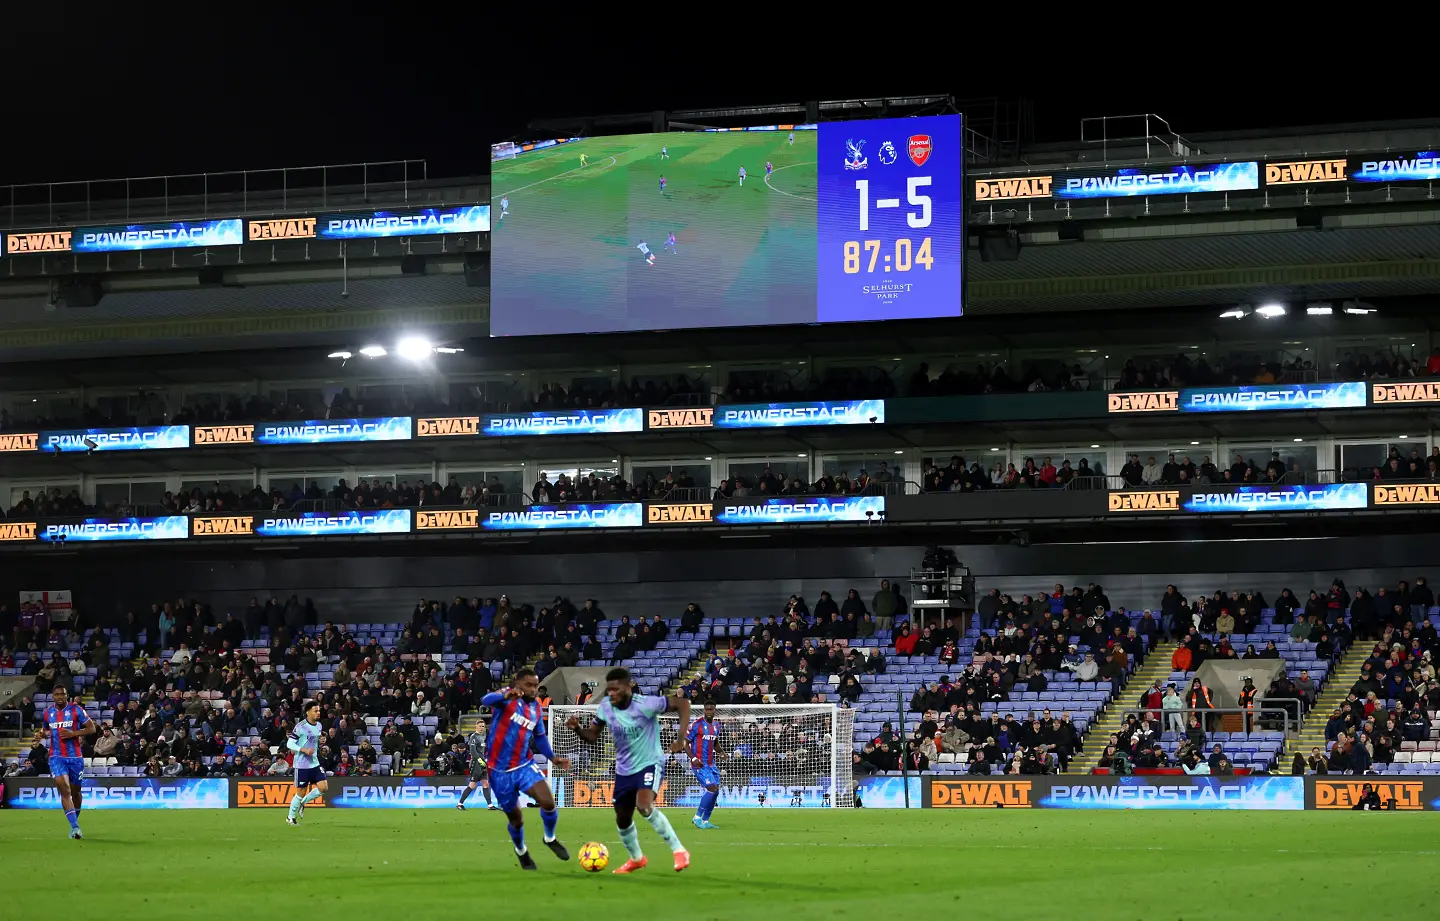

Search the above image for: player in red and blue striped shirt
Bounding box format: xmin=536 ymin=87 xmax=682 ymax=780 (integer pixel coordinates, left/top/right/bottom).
xmin=686 ymin=701 xmax=722 ymax=829
xmin=42 ymin=686 xmax=95 ymax=839
xmin=481 ymin=668 xmax=571 ymax=870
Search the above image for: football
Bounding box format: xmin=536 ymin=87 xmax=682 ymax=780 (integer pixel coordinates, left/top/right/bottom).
xmin=577 ymin=841 xmax=610 ymax=872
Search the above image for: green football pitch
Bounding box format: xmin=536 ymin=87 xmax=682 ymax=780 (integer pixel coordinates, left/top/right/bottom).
xmin=3 ymin=809 xmax=1429 ymax=920
xmin=489 ymin=132 xmax=819 ymax=334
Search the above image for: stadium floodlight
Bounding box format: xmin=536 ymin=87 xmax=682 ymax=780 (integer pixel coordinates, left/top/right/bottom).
xmin=435 ymin=347 xmax=465 ymax=354
xmin=1343 ymin=305 xmax=1376 ymax=315
xmin=396 ymin=337 xmax=433 ymax=361
xmin=359 ymin=345 xmax=387 ymax=358
xmin=1306 ymin=304 xmax=1333 ymax=316
xmin=1219 ymin=308 xmax=1248 ymax=319
xmin=327 ymin=350 xmax=353 ymax=360
xmin=1256 ymin=303 xmax=1287 ymax=318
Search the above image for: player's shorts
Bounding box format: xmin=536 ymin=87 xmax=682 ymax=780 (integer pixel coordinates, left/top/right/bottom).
xmin=294 ymin=766 xmax=325 ymax=787
xmin=489 ymin=761 xmax=546 ymax=812
xmin=48 ymin=756 xmax=84 ymax=786
xmin=469 ymin=768 xmax=489 ymax=786
xmin=613 ymin=764 xmax=664 ymax=808
xmin=693 ymin=765 xmax=721 ymax=788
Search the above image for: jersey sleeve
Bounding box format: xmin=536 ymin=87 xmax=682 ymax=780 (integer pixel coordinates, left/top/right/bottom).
xmin=75 ymin=706 xmax=91 ymax=727
xmin=637 ymin=695 xmax=669 ymax=718
xmin=480 ymin=691 xmax=508 ymax=707
xmin=686 ymin=721 xmax=700 ymax=743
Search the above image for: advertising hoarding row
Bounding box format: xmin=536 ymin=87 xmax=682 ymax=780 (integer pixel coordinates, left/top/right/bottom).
xmin=1 ymin=207 xmax=490 ymax=257
xmin=0 ymin=401 xmax=885 ymax=457
xmin=973 ymin=151 xmax=1440 ymax=204
xmin=7 ymin=775 xmax=1434 ymax=810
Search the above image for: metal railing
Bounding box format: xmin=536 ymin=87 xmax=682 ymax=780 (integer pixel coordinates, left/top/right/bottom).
xmin=1120 ymin=701 xmax=1305 ymax=738
xmin=1 ymin=160 xmax=443 ymax=230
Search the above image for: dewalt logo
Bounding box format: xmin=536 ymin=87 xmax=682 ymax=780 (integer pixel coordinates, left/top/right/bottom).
xmin=416 ymin=509 xmax=480 ymax=530
xmin=417 ymin=416 xmax=480 ymax=437
xmin=247 ymin=217 xmax=316 ymax=241
xmin=1373 ymin=484 xmax=1440 ymax=506
xmin=193 ymin=516 xmax=255 ymax=537
xmin=1314 ymin=780 xmax=1424 ymax=810
xmin=929 ymin=779 xmax=1032 ymax=808
xmin=646 ymin=408 xmax=713 ymax=429
xmin=1372 ymin=382 xmax=1440 ymax=404
xmin=974 ymin=176 xmax=1053 ymax=200
xmin=1265 ymin=159 xmax=1347 ymax=185
xmin=237 ymin=780 xmax=326 ymax=808
xmin=1107 ymin=391 xmax=1178 ymax=413
xmin=0 ymin=522 xmax=37 ymax=542
xmin=1108 ymin=491 xmax=1180 ymax=513
xmin=193 ymin=424 xmax=255 ymax=445
xmin=646 ymin=504 xmax=713 ymax=525
xmin=0 ymin=432 xmax=40 ymax=452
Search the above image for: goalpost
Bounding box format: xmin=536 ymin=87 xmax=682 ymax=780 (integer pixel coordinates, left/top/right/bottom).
xmin=546 ymin=704 xmax=855 ymax=809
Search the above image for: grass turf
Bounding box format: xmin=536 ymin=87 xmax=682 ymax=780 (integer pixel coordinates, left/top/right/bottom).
xmin=3 ymin=808 xmax=1432 ymax=920
xmin=490 ymin=132 xmax=818 ymax=334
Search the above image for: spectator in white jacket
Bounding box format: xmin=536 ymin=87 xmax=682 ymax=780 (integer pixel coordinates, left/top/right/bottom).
xmin=412 ymin=692 xmax=434 ymax=717
xmin=1142 ymin=456 xmax=1161 ymax=484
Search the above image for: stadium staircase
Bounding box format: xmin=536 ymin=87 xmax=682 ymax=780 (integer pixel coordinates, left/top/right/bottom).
xmin=1068 ymin=642 xmax=1177 ymax=773
xmin=1288 ymin=645 xmax=1366 ymax=762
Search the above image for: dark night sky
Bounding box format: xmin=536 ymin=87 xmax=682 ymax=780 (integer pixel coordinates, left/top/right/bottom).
xmin=3 ymin=9 xmax=1435 ymax=187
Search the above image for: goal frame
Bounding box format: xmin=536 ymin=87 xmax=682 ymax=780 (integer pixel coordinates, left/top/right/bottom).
xmin=545 ymin=702 xmax=854 ymax=809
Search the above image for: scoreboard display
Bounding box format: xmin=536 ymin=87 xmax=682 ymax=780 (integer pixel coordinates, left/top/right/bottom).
xmin=489 ymin=115 xmax=962 ymax=336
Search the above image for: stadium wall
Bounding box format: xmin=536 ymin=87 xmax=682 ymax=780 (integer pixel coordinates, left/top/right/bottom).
xmin=12 ymin=537 xmax=1440 ymax=626
xmin=5 ymin=776 xmax=1436 ymax=810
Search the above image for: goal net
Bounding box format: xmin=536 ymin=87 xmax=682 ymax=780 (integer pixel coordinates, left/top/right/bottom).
xmin=491 ymin=141 xmax=519 ymax=162
xmin=546 ymin=704 xmax=854 ymax=809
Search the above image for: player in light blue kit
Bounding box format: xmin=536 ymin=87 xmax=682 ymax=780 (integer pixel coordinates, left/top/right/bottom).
xmin=500 ymin=196 xmax=510 ymax=218
xmin=567 ymin=667 xmax=691 ymax=874
xmin=637 ymin=241 xmax=655 ymax=266
xmin=686 ymin=700 xmax=722 ymax=828
xmin=738 ymin=166 xmax=746 ymax=187
xmin=287 ymin=700 xmax=327 ymax=825
xmin=788 ymin=131 xmax=795 ymax=146
xmin=660 ymin=145 xmax=669 ymax=160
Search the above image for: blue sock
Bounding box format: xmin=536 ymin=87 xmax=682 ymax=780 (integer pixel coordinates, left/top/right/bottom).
xmin=507 ymin=822 xmax=526 ymax=854
xmin=701 ymin=790 xmax=718 ymax=820
xmin=64 ymin=809 xmax=79 ymax=831
xmin=540 ymin=808 xmax=558 ymax=841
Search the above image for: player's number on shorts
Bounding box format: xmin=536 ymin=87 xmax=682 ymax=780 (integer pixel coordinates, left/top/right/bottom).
xmin=907 ymin=177 xmax=932 ymax=229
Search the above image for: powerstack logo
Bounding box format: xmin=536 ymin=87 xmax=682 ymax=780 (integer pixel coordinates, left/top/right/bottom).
xmin=6 ymin=230 xmax=73 ymax=254
xmin=1373 ymin=483 xmax=1440 ymax=506
xmin=192 ymin=516 xmax=255 ymax=537
xmin=1264 ymin=159 xmax=1348 ymax=185
xmin=236 ymin=780 xmax=327 ymax=808
xmin=1372 ymin=381 xmax=1440 ymax=405
xmin=193 ymin=424 xmax=255 ymax=445
xmin=929 ymin=779 xmax=1032 ymax=808
xmin=0 ymin=521 xmax=37 ymax=542
xmin=416 ymin=509 xmax=480 ymax=530
xmin=0 ymin=432 xmax=40 ymax=452
xmin=247 ymin=217 xmax=316 ymax=241
xmin=974 ymin=176 xmax=1053 ymax=201
xmin=646 ymin=407 xmax=713 ymax=429
xmin=417 ymin=416 xmax=480 ymax=437
xmin=1313 ymin=779 xmax=1425 ymax=810
xmin=1108 ymin=491 xmax=1181 ymax=513
xmin=1107 ymin=391 xmax=1179 ymax=413
xmin=646 ymin=504 xmax=713 ymax=525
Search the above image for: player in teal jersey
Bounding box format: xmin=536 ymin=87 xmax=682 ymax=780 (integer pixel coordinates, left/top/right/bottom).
xmin=566 ymin=667 xmax=691 ymax=874
xmin=286 ymin=701 xmax=328 ymax=825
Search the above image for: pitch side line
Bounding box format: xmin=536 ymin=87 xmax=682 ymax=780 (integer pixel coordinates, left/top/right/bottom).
xmin=497 ymin=145 xmax=647 ymax=198
xmin=764 ymin=161 xmax=817 ymax=201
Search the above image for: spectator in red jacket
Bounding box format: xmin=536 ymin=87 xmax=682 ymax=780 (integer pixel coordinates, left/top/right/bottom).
xmin=894 ymin=623 xmax=918 ymax=657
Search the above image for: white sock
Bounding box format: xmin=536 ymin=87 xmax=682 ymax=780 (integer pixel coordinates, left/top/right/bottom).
xmin=618 ymin=823 xmax=643 ymax=860
xmin=643 ymin=807 xmax=684 ymax=853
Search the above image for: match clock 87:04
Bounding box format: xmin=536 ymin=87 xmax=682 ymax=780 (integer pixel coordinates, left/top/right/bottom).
xmin=841 ymin=179 xmax=934 ymax=273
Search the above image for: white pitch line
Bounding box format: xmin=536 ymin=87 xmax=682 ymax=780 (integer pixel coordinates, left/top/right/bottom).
xmin=764 ymin=161 xmax=817 ymax=201
xmin=497 ymin=145 xmax=647 ymax=198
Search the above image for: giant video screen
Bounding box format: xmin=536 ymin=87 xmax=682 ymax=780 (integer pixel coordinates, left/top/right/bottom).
xmin=489 ymin=116 xmax=962 ymax=335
